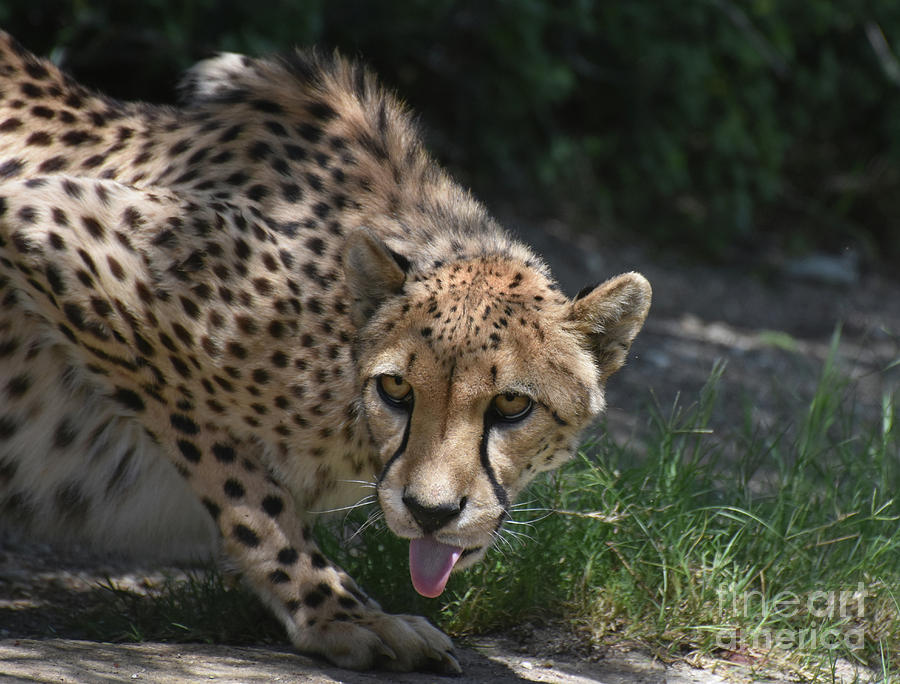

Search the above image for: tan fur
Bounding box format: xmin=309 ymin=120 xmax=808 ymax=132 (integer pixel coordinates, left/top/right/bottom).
xmin=0 ymin=31 xmax=650 ymax=671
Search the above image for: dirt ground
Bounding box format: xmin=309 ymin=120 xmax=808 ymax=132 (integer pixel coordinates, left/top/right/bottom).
xmin=1 ymin=219 xmax=896 ymax=682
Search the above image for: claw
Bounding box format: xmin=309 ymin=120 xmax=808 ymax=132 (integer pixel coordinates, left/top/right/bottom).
xmin=443 ymin=650 xmax=463 ymax=675
xmin=376 ymin=641 xmax=397 ymax=661
xmin=421 ymin=645 xmax=462 ymax=674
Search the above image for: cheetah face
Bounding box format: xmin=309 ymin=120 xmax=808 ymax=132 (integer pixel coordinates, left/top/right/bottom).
xmin=346 ymin=229 xmax=651 ymax=597
xmin=360 ymin=349 xmax=585 ymax=598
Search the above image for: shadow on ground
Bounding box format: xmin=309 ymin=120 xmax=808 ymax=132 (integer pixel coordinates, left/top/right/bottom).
xmin=0 ymin=544 xmax=718 ymax=683
xmin=0 ymin=637 xmax=714 ymax=684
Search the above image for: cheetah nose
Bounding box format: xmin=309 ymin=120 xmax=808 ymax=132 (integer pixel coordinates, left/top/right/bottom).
xmin=401 ymin=493 xmax=466 ymax=535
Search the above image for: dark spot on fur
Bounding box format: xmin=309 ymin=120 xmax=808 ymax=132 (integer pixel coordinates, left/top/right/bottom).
xmin=177 ymin=439 xmax=202 ymax=463
xmin=224 ymin=478 xmax=245 ymax=499
xmin=25 ymin=62 xmax=50 ymax=80
xmin=0 ymin=118 xmax=22 ymax=132
xmin=303 ymin=589 xmax=326 ymax=608
xmin=0 ymin=158 xmax=24 ymax=178
xmin=38 ymin=156 xmax=68 ymax=173
xmin=269 ymin=569 xmax=290 ymax=584
xmin=262 ymin=495 xmax=284 ymax=517
xmin=0 ymin=416 xmax=18 ymax=440
xmin=208 ymin=443 xmax=235 ymax=465
xmin=61 ymin=130 xmax=100 ymax=146
xmin=278 ymin=547 xmax=299 ymax=565
xmin=202 ymin=498 xmax=221 ymax=519
xmin=111 ymin=387 xmax=145 ymax=412
xmin=45 ymin=264 xmax=66 ymax=295
xmin=232 ymin=523 xmax=259 ymax=547
xmin=6 ymin=374 xmax=31 ymax=398
xmin=170 ymin=413 xmax=199 ymax=435
xmin=252 ymin=99 xmax=283 ymax=114
xmin=26 ymin=131 xmax=52 ymax=146
xmin=171 ymin=323 xmax=194 ymax=347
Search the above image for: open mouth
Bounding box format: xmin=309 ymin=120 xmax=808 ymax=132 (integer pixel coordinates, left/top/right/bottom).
xmin=408 ymin=537 xmax=482 ymax=598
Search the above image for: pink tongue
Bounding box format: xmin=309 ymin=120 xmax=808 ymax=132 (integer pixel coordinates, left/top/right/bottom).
xmin=409 ymin=537 xmax=463 ymax=598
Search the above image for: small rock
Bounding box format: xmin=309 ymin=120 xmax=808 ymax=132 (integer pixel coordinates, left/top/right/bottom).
xmin=783 ymin=248 xmax=860 ymax=286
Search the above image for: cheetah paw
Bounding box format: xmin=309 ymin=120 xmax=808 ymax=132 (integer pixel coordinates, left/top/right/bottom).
xmin=295 ymin=611 xmax=461 ymax=673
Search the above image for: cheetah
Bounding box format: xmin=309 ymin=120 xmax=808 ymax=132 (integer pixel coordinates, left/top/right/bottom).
xmin=0 ymin=31 xmax=651 ymax=671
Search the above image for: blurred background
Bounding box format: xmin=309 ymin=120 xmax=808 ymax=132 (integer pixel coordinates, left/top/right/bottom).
xmin=2 ymin=0 xmax=900 ymax=268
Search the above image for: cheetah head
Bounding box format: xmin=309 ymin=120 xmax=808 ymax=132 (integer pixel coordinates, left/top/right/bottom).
xmin=345 ymin=229 xmax=651 ymax=597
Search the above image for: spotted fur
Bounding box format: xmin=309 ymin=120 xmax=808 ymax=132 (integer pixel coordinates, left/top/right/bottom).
xmin=0 ymin=31 xmax=651 ymax=671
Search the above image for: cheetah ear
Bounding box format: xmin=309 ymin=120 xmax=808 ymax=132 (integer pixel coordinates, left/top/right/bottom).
xmin=568 ymin=272 xmax=651 ymax=384
xmin=343 ymin=227 xmax=409 ymax=327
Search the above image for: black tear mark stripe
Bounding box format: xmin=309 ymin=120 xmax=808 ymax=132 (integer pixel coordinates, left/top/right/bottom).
xmin=479 ymin=414 xmax=510 ymax=511
xmin=376 ymin=394 xmax=413 ymax=487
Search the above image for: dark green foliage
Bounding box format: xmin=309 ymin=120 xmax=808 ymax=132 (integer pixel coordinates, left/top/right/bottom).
xmin=3 ymin=1 xmax=900 ymax=258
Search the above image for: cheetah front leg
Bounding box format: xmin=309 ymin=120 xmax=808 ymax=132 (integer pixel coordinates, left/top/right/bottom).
xmin=166 ymin=432 xmax=459 ymax=671
xmin=0 ymin=176 xmax=459 ymax=672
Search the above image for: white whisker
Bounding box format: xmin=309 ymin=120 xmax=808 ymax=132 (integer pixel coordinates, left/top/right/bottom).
xmin=337 ymin=479 xmax=378 ymax=489
xmin=510 ymin=499 xmax=539 ymax=509
xmin=307 ymin=495 xmax=376 ymax=515
xmin=507 ymin=511 xmax=553 ymax=525
xmin=349 ymin=510 xmax=384 ymax=541
xmin=493 ymin=529 xmax=517 ymax=553
xmin=489 ymin=531 xmax=511 ymax=558
xmin=503 ymin=528 xmax=535 ymax=544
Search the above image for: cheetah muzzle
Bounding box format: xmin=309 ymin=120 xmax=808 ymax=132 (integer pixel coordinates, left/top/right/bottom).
xmin=0 ymin=30 xmax=651 ymax=672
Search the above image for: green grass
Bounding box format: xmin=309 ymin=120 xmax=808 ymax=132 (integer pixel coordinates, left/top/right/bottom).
xmin=72 ymin=332 xmax=899 ymax=678
xmin=328 ymin=332 xmax=900 ymax=678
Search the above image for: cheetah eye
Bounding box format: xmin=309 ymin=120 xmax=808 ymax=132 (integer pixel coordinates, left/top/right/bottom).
xmin=492 ymin=392 xmax=533 ymax=422
xmin=377 ymin=374 xmax=413 ymax=407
